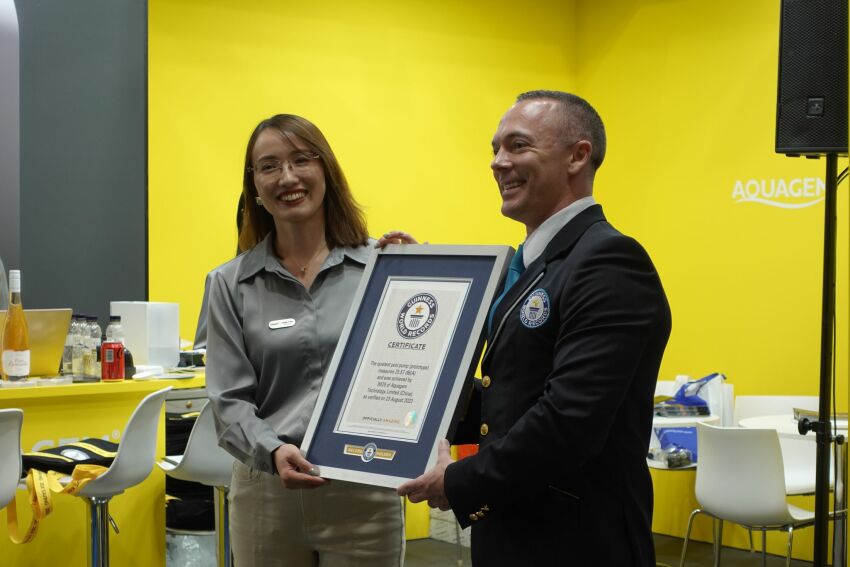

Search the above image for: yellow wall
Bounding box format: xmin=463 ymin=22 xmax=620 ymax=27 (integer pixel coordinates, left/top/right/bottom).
xmin=149 ymin=0 xmax=849 ymax=558
xmin=149 ymin=0 xmax=577 ymax=338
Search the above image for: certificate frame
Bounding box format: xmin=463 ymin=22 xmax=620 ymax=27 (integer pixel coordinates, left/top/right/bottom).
xmin=301 ymin=244 xmax=511 ymax=488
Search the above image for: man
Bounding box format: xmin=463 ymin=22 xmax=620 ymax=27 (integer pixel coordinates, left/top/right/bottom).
xmin=398 ymin=91 xmax=671 ymax=566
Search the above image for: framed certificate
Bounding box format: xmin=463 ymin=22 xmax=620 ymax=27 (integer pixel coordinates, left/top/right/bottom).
xmin=301 ymin=244 xmax=512 ymax=488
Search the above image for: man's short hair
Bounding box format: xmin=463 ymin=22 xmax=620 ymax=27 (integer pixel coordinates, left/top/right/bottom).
xmin=516 ymin=90 xmax=607 ymax=170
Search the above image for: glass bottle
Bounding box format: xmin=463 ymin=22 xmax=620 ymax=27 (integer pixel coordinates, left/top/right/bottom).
xmin=72 ymin=314 xmax=86 ymax=376
xmin=2 ymin=270 xmax=30 ymax=381
xmin=90 ymin=316 xmax=102 ymax=379
xmin=62 ymin=315 xmax=78 ymax=375
xmin=81 ymin=317 xmax=95 ymax=378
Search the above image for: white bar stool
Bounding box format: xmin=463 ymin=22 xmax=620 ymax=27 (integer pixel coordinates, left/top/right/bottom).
xmin=0 ymin=408 xmax=23 ymax=509
xmin=158 ymin=402 xmax=234 ymax=567
xmin=71 ymin=386 xmax=172 ymax=567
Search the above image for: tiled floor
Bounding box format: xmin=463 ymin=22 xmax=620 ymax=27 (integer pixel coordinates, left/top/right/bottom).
xmin=404 ymin=534 xmax=814 ymax=566
xmin=654 ymin=533 xmax=812 ymax=566
xmin=405 ymin=538 xmax=471 ymax=567
xmin=167 ymin=532 xmax=816 ymax=566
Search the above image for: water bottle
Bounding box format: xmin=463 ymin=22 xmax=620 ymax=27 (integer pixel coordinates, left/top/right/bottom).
xmin=62 ymin=316 xmax=78 ymax=375
xmin=81 ymin=317 xmax=96 ymax=378
xmin=85 ymin=316 xmax=102 ymax=379
xmin=71 ymin=314 xmax=86 ymax=376
xmin=92 ymin=316 xmax=103 ymax=378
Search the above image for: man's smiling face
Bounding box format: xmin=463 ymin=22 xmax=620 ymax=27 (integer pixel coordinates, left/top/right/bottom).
xmin=490 ymin=99 xmax=578 ymax=234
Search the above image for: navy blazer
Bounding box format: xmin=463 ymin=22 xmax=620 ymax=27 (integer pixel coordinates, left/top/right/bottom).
xmin=445 ymin=205 xmax=671 ymax=566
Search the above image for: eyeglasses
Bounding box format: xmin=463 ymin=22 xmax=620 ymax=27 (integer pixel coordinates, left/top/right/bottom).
xmin=248 ymin=152 xmax=321 ymax=179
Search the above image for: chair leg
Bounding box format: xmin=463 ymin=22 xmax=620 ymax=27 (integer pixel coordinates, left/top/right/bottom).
xmin=87 ymin=496 xmax=112 ymax=567
xmin=785 ymin=526 xmax=795 ymax=567
xmin=679 ymin=508 xmax=702 ymax=567
xmin=214 ymin=486 xmax=232 ymax=567
xmin=747 ymin=528 xmax=754 ymax=553
xmin=713 ymin=518 xmax=723 ymax=567
xmin=761 ymin=529 xmax=767 ymax=567
xmin=454 ymin=515 xmax=464 ymax=567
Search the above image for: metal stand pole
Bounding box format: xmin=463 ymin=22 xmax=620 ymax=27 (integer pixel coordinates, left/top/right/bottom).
xmin=833 ymin=438 xmax=846 ymax=567
xmin=812 ymin=153 xmax=838 ymax=567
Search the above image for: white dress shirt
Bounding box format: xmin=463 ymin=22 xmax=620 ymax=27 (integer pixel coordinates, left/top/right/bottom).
xmin=521 ymin=196 xmax=597 ymax=267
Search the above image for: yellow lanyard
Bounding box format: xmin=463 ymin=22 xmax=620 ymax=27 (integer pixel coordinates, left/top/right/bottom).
xmin=6 ymin=465 xmax=108 ymax=544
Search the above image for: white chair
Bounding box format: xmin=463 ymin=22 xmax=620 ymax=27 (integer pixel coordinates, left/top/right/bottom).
xmin=732 ymin=396 xmax=830 ymax=555
xmin=0 ymin=408 xmax=23 ymax=509
xmin=679 ymin=423 xmax=816 ymax=567
xmin=158 ymin=402 xmax=234 ymax=567
xmin=734 ymin=395 xmax=824 ymax=495
xmin=72 ymin=386 xmax=172 ymax=567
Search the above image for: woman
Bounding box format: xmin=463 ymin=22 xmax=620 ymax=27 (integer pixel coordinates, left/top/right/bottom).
xmin=205 ymin=114 xmax=412 ymax=566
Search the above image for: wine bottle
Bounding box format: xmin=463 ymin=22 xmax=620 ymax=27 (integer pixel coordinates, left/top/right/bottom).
xmin=2 ymin=270 xmax=30 ymax=381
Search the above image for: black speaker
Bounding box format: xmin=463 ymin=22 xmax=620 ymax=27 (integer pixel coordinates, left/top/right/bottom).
xmin=776 ymin=0 xmax=848 ymax=156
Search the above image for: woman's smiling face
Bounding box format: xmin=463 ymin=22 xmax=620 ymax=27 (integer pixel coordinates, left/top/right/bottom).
xmin=251 ymin=129 xmax=326 ymax=228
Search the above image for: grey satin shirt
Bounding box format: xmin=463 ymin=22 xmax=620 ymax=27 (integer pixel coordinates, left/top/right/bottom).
xmin=205 ymin=234 xmax=373 ymax=473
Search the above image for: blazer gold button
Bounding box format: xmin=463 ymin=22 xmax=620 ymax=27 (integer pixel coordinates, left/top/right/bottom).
xmin=469 ymin=513 xmax=478 ymax=522
xmin=481 ymin=375 xmax=491 ymax=388
xmin=480 ymin=423 xmax=489 ymax=436
xmin=475 ymin=511 xmax=485 ymax=518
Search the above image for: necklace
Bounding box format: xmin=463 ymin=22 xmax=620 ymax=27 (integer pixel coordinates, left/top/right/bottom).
xmin=291 ymin=244 xmax=328 ymax=276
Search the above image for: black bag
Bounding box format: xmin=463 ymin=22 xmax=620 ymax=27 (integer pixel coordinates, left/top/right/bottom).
xmin=165 ymin=411 xmax=215 ymax=531
xmin=21 ymin=438 xmax=118 ymax=475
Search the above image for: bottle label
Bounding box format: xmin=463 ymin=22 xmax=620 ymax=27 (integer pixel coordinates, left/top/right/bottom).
xmin=2 ymin=350 xmax=30 ymax=377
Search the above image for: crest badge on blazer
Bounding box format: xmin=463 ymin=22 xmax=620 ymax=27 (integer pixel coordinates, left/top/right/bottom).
xmin=520 ymin=289 xmax=550 ymax=329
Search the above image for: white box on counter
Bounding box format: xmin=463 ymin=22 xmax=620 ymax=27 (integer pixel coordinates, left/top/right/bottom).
xmin=110 ymin=301 xmax=180 ymax=368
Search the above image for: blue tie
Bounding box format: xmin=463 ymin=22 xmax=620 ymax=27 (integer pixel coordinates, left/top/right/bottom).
xmin=488 ymin=244 xmax=525 ymax=334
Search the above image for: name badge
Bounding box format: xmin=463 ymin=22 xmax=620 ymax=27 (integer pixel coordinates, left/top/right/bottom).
xmin=268 ymin=318 xmax=296 ymax=330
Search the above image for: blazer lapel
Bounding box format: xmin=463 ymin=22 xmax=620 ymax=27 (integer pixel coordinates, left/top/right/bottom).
xmin=483 ymin=265 xmax=545 ymax=365
xmin=482 ymin=205 xmax=607 ymax=364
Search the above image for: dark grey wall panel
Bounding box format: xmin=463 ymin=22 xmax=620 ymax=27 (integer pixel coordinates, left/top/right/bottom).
xmin=14 ymin=0 xmax=147 ymax=324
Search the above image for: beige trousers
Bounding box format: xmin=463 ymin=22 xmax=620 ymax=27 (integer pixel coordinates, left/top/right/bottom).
xmin=229 ymin=460 xmax=405 ymax=567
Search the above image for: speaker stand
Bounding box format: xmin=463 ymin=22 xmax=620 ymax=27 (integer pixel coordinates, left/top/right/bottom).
xmin=800 ymin=153 xmax=841 ymax=567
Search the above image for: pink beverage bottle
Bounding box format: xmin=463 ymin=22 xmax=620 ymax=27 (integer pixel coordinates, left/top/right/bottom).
xmin=101 ymin=315 xmax=125 ymax=381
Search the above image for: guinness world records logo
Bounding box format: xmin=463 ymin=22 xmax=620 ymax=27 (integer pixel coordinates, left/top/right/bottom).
xmin=361 ymin=442 xmax=378 ymax=462
xmin=397 ymin=293 xmax=437 ymax=339
xmin=520 ymin=289 xmax=550 ymax=328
